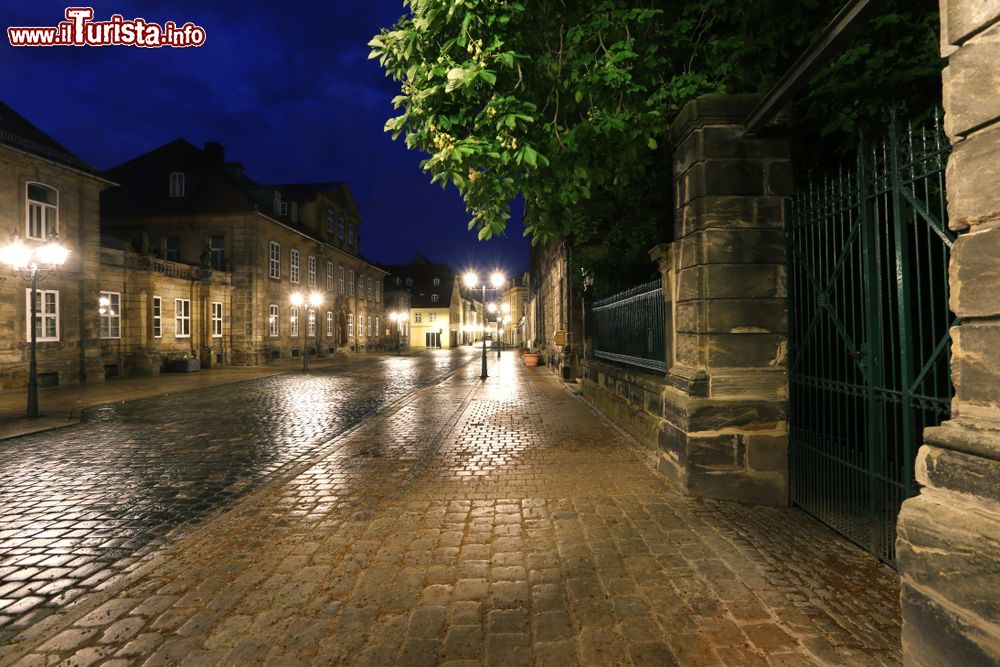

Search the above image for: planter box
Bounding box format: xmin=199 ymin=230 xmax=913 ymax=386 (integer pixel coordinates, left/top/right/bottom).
xmin=166 ymin=358 xmax=201 ymax=373
xmin=523 ymin=353 xmax=541 ymax=367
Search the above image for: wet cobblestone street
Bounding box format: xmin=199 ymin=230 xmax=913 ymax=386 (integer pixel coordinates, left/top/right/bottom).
xmin=0 ymin=350 xmax=479 ymax=644
xmin=1 ymin=352 xmax=902 ymax=666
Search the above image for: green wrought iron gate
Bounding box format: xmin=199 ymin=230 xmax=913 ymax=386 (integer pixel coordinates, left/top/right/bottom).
xmin=787 ymin=111 xmax=956 ymax=565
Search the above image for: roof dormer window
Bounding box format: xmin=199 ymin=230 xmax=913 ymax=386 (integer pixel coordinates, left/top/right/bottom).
xmin=273 ymin=191 xmax=281 ymax=213
xmin=169 ymin=172 xmax=185 ymax=198
xmin=432 ymin=277 xmax=440 ymax=286
xmin=290 ymin=202 xmax=298 ymax=222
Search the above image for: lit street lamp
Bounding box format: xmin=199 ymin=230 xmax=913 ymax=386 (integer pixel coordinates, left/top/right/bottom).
xmin=291 ymin=291 xmax=323 ymax=370
xmin=464 ymin=270 xmax=504 ymax=380
xmin=0 ymin=232 xmax=70 ymax=417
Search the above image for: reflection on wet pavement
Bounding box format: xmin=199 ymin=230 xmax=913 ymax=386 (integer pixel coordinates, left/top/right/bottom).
xmin=0 ymin=349 xmax=477 ymax=639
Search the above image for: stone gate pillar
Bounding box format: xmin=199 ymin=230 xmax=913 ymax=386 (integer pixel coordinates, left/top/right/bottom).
xmin=659 ymin=94 xmax=792 ymax=505
xmin=896 ymin=4 xmax=1000 ymax=664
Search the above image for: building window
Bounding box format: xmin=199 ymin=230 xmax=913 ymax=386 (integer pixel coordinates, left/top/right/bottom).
xmin=308 ymin=256 xmax=317 ymax=287
xmin=338 ymin=266 xmax=345 ymax=294
xmin=405 ymin=278 xmax=413 ymax=287
xmin=433 ymin=277 xmax=440 ymax=286
xmin=291 ymin=306 xmax=299 ymax=337
xmin=367 ymin=277 xmax=373 ymax=300
xmin=348 ymin=313 xmax=354 ymax=337
xmin=431 ymin=294 xmax=439 ymax=303
xmin=26 ymin=183 xmax=58 ymax=240
xmin=25 ymin=289 xmax=59 ymax=342
xmin=367 ymin=316 xmax=372 ymax=337
xmin=175 ymin=299 xmax=191 ymax=338
xmin=414 ymin=312 xmax=422 ymax=323
xmin=326 ymin=209 xmax=335 ymax=234
xmin=280 ymin=201 xmax=288 ymax=216
xmin=99 ymin=291 xmax=121 ymax=339
xmin=326 ymin=311 xmax=333 ymax=337
xmin=357 ymin=275 xmax=365 ymax=301
xmin=307 ymin=309 xmax=316 ymax=337
xmin=376 ymin=282 xmax=381 ymax=303
xmin=152 ymin=296 xmax=162 ymax=338
xmin=269 ymin=242 xmax=280 ymax=279
xmin=209 ymin=236 xmax=225 ymax=271
xmin=168 ymin=172 xmax=185 ymax=198
xmin=326 ymin=262 xmax=334 ymax=291
xmin=348 ymin=225 xmax=354 ymax=245
xmin=348 ymin=270 xmax=355 ymax=296
xmin=273 ymin=192 xmax=281 ymax=213
xmin=290 ymin=202 xmax=298 ymax=223
xmin=164 ymin=237 xmax=180 ymax=262
xmin=375 ymin=317 xmax=380 ymax=338
xmin=338 ymin=217 xmax=345 ymax=239
xmin=269 ymin=304 xmax=279 ymax=337
xmin=211 ymin=301 xmax=223 ymax=338
xmin=429 ymin=313 xmax=437 ymax=322
xmin=290 ymin=249 xmax=300 ymax=283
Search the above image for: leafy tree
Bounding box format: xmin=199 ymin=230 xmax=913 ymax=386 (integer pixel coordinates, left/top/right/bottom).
xmin=370 ymin=0 xmax=940 ymax=295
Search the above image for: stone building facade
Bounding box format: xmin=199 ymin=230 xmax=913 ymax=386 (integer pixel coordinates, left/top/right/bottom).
xmin=101 ymin=139 xmax=386 ymax=367
xmin=501 ymin=272 xmax=528 ymax=348
xmin=0 ymin=102 xmax=114 ymax=391
xmin=896 ymin=3 xmax=1000 ymax=664
xmin=526 ymin=241 xmax=583 ymax=378
xmin=95 ymin=248 xmax=232 ymax=376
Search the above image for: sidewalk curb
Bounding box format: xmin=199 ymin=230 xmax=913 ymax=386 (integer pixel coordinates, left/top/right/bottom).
xmin=0 ymin=352 xmax=488 ymax=665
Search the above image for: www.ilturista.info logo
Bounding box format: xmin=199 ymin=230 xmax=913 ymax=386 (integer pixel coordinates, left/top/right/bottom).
xmin=8 ymin=7 xmax=206 ymax=48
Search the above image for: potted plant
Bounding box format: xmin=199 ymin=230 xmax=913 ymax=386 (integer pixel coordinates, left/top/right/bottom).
xmin=523 ymin=345 xmax=541 ymax=367
xmin=167 ymin=351 xmax=201 ymax=373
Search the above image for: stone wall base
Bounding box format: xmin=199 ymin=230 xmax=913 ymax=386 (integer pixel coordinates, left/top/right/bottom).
xmin=658 ymin=388 xmax=787 ymax=506
xmin=897 ymin=421 xmax=1000 ymax=666
xmin=582 ymin=359 xmax=787 ymax=505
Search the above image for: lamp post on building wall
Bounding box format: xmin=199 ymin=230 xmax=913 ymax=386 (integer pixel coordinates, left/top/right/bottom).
xmin=291 ymin=291 xmax=323 ymax=370
xmin=0 ymin=232 xmax=70 ymax=418
xmin=464 ymin=270 xmax=505 ymax=380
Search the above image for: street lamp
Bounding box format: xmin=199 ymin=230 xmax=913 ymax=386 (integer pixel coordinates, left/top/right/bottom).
xmin=464 ymin=270 xmax=504 ymax=380
xmin=0 ymin=232 xmax=70 ymax=418
xmin=291 ymin=291 xmax=323 ymax=370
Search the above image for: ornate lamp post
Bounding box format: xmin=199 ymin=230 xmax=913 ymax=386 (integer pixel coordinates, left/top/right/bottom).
xmin=291 ymin=291 xmax=323 ymax=370
xmin=0 ymin=232 xmax=70 ymax=418
xmin=464 ymin=270 xmax=505 ymax=380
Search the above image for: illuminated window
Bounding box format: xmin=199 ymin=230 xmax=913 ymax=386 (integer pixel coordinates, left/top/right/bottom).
xmin=99 ymin=291 xmax=120 ymax=339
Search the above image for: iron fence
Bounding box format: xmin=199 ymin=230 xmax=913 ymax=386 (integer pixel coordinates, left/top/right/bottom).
xmin=591 ymin=279 xmax=666 ymax=374
xmin=788 ymin=108 xmax=955 ymax=566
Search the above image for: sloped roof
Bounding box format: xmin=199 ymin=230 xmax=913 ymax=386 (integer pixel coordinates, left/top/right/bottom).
xmin=383 ymin=259 xmax=458 ymax=309
xmin=0 ymin=100 xmax=102 ymax=175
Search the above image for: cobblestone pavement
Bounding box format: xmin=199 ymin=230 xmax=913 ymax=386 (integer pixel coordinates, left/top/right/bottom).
xmin=2 ymin=352 xmax=901 ymax=666
xmin=0 ymin=349 xmax=479 ymax=644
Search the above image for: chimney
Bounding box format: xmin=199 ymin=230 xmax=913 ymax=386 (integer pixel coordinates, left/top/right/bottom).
xmin=204 ymin=141 xmax=224 ymax=162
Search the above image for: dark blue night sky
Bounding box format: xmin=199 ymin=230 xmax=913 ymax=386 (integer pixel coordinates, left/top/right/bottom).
xmin=0 ymin=1 xmax=529 ymax=275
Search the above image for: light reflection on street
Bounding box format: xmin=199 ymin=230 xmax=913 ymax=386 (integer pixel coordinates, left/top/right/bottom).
xmin=0 ymin=349 xmax=478 ymax=638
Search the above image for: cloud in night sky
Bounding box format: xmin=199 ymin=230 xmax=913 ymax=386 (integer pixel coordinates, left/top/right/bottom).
xmin=0 ymin=1 xmax=529 ymax=275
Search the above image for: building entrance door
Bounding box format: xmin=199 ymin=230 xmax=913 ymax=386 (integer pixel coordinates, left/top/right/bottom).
xmin=425 ymin=331 xmax=441 ymax=348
